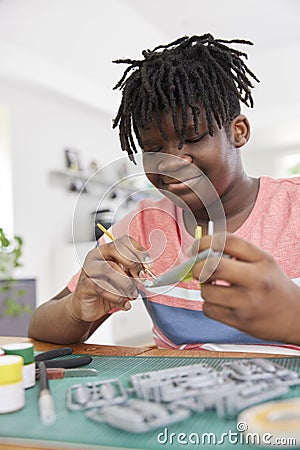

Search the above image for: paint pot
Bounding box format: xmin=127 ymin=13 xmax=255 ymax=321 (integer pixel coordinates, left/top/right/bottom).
xmin=2 ymin=342 xmax=35 ymax=388
xmin=0 ymin=355 xmax=25 ymax=413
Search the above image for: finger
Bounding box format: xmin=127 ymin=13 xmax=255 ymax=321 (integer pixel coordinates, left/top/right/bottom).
xmin=99 ymin=297 xmax=132 ymax=314
xmin=91 ymin=279 xmax=134 ymax=311
xmin=117 ymin=235 xmax=154 ymax=277
xmin=198 ymin=233 xmax=267 ymax=263
xmin=193 ymin=255 xmax=258 ymax=287
xmin=201 ymin=283 xmax=245 ymax=309
xmin=82 ymin=259 xmax=139 ymax=299
xmin=99 ymin=236 xmax=152 ymax=278
xmin=75 ymin=272 xmax=135 ymax=313
xmin=92 ymin=274 xmax=139 ymax=301
xmin=202 ymin=295 xmax=262 ymax=332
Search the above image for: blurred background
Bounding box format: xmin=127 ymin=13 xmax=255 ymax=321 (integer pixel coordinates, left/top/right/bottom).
xmin=0 ymin=0 xmax=299 ymax=344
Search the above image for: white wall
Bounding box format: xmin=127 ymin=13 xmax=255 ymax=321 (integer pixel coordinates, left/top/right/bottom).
xmin=0 ymin=78 xmax=120 ymax=302
xmin=0 ymin=105 xmax=14 ymax=234
xmin=0 ymin=0 xmax=166 ymax=344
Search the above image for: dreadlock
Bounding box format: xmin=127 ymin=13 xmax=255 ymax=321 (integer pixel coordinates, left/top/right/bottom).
xmin=112 ymin=34 xmax=259 ymax=163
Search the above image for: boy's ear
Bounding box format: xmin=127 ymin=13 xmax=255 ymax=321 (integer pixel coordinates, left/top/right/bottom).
xmin=230 ymin=115 xmax=250 ymax=148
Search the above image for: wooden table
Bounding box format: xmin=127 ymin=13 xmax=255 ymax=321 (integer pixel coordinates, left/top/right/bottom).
xmin=0 ymin=335 xmax=294 ymax=359
xmin=0 ymin=336 xmax=297 ymax=450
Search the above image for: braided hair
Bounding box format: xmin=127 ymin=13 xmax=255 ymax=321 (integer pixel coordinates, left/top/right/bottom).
xmin=113 ymin=34 xmax=259 ymax=163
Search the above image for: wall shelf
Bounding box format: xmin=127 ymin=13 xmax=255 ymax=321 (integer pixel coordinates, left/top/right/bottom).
xmin=48 ymin=169 xmax=146 ymax=195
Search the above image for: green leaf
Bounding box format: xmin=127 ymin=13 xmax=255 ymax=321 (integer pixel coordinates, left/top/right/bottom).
xmin=0 ymin=228 xmax=23 ymax=272
xmin=4 ymin=298 xmax=23 ymax=317
xmin=288 ymin=162 xmax=300 ymax=175
xmin=22 ymin=305 xmax=32 ymax=314
xmin=16 ymin=289 xmax=26 ymax=297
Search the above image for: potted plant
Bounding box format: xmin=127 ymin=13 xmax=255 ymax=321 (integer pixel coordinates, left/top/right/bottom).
xmin=0 ymin=227 xmax=23 ymax=280
xmin=0 ymin=228 xmax=33 ymax=323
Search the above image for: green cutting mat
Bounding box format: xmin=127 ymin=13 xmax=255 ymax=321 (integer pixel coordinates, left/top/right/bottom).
xmin=1 ymin=356 xmax=300 ymax=450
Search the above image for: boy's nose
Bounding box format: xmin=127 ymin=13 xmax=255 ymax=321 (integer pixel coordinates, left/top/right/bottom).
xmin=157 ymin=151 xmax=193 ymax=173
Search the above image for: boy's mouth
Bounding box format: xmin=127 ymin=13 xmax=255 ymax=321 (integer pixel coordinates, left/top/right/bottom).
xmin=162 ymin=175 xmax=202 ymax=193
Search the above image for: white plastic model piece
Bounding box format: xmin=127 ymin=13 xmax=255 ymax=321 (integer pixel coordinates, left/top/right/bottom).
xmin=67 ymin=359 xmax=300 ymax=432
xmin=67 ymin=379 xmax=127 ymax=411
xmin=87 ymin=399 xmax=190 ymax=433
xmin=226 ymin=359 xmax=300 ymax=383
xmin=130 ymin=363 xmax=218 ymax=402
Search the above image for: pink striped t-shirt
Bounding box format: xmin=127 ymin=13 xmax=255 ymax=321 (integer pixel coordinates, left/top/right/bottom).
xmin=68 ymin=176 xmax=300 ymax=347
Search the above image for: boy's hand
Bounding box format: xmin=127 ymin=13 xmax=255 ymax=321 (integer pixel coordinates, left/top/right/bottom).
xmin=70 ymin=235 xmax=151 ymax=323
xmin=191 ymin=233 xmax=300 ymax=343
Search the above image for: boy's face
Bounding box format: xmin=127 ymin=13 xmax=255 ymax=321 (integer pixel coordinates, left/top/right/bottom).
xmin=139 ymin=107 xmax=244 ymax=215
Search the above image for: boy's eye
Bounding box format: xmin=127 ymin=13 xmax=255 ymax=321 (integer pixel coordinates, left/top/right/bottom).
xmin=142 ymin=146 xmax=163 ymax=153
xmin=185 ymin=131 xmax=209 ymax=143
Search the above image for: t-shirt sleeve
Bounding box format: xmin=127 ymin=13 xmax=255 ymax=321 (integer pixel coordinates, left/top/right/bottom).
xmin=67 ymin=269 xmax=81 ymax=293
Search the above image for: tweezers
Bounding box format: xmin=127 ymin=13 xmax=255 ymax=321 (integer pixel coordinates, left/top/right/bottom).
xmin=35 ymin=347 xmax=93 ymax=368
xmin=144 ymin=249 xmax=230 ymax=288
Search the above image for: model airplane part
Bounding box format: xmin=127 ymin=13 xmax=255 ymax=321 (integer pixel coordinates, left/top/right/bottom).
xmin=66 ymin=359 xmax=300 ymax=432
xmin=144 ymin=249 xmax=230 ymax=287
xmin=87 ymin=399 xmax=191 ymax=433
xmin=67 ymin=379 xmax=127 ymax=411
